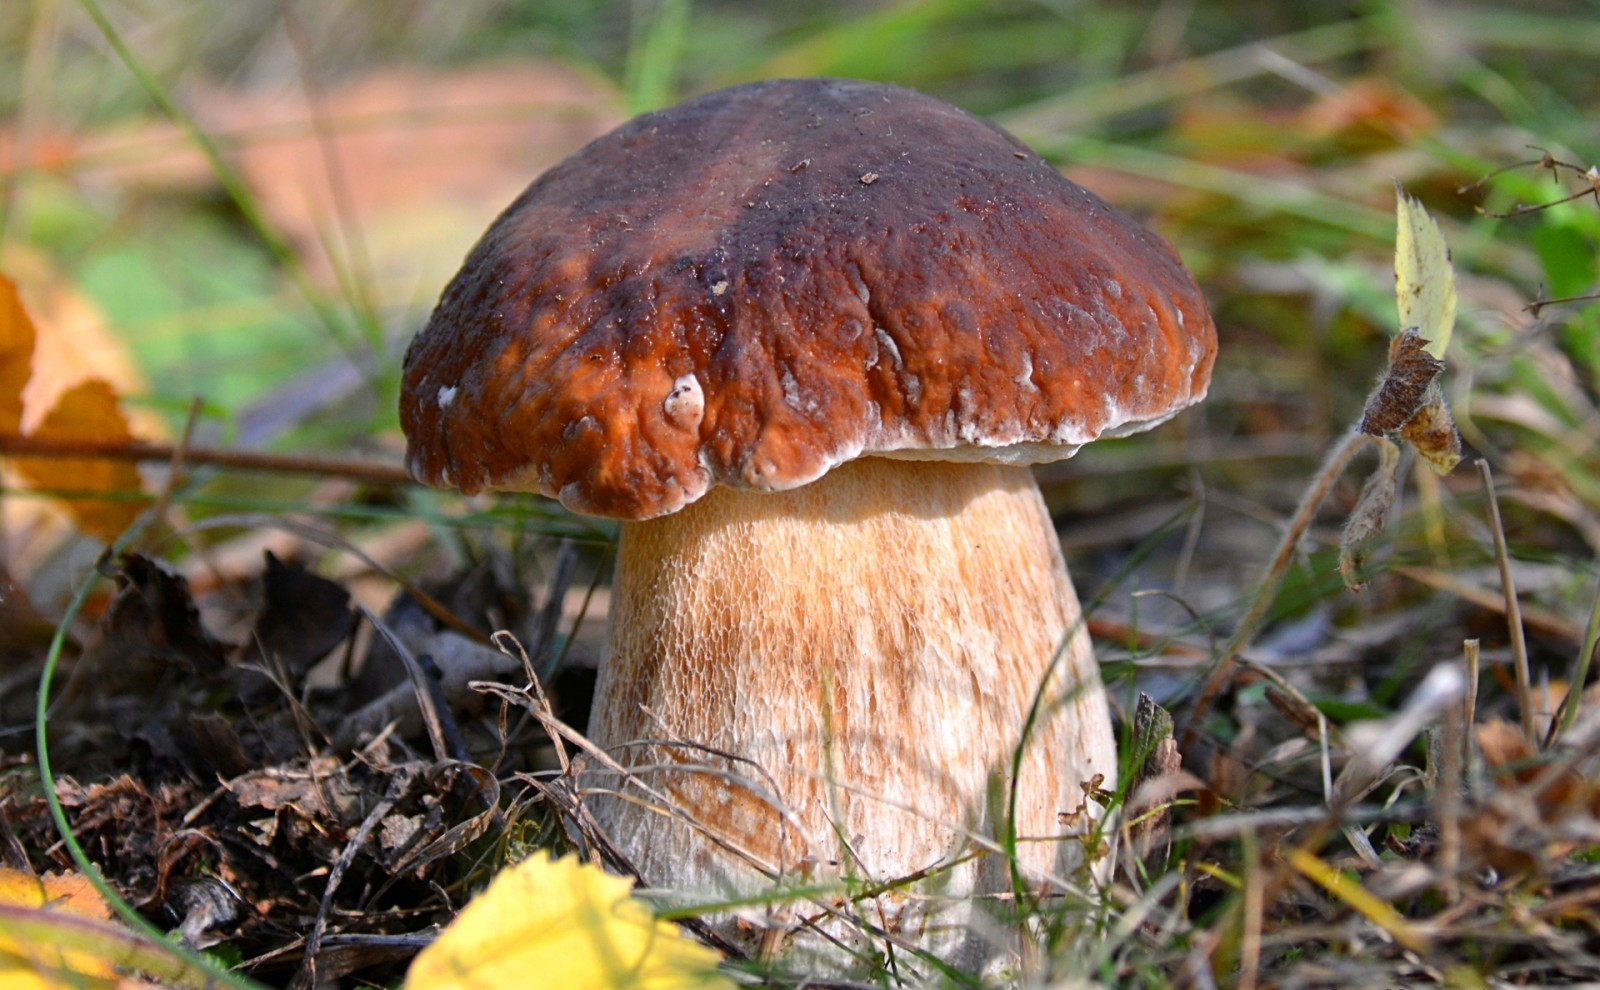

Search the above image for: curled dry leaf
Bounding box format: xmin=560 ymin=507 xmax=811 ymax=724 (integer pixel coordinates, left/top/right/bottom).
xmin=1398 ymin=387 xmax=1462 ymax=475
xmin=1475 ymin=717 xmax=1600 ymax=813
xmin=1339 ymin=436 xmax=1400 ymax=592
xmin=79 ymin=552 xmax=228 ymax=693
xmin=233 ymin=551 xmax=355 ymax=703
xmin=1357 ymin=327 xmax=1462 ymax=476
xmin=1466 ymin=718 xmax=1600 ymax=871
xmin=1358 ymin=328 xmax=1446 ymax=437
xmin=1124 ymin=695 xmax=1195 ymax=869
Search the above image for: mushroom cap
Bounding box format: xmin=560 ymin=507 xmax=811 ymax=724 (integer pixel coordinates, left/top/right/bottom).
xmin=401 ymin=77 xmax=1216 ymax=520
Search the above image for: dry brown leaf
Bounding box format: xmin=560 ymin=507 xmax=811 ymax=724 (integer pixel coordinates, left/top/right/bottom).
xmin=1297 ymin=77 xmax=1437 ymax=149
xmin=78 ymin=553 xmax=228 ymax=695
xmin=0 ymin=272 xmax=37 ymax=437
xmin=0 ymin=255 xmax=158 ymax=574
xmin=12 ymin=379 xmax=148 ymax=540
xmin=1399 ymin=388 xmax=1463 ymax=474
xmin=233 ymin=551 xmax=355 ymax=702
xmin=1475 ymin=717 xmax=1535 ymax=775
xmin=1476 ymin=716 xmax=1600 ymax=819
xmin=1359 ymin=327 xmax=1446 ymax=436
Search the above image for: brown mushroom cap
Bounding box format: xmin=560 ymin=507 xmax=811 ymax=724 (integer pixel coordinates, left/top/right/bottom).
xmin=401 ymin=77 xmax=1216 ymax=520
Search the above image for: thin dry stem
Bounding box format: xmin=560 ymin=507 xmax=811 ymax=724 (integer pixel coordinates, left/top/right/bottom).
xmin=1462 ymin=146 xmax=1600 ymax=218
xmin=1477 ymin=459 xmax=1535 ymax=742
xmin=1464 ymin=639 xmax=1481 ymax=783
xmin=1526 ymin=290 xmax=1600 ymax=316
xmin=1238 ymin=828 xmax=1263 ymax=990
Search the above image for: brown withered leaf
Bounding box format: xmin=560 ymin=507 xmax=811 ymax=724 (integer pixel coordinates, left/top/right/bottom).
xmin=1476 ymin=717 xmax=1536 ymax=778
xmin=12 ymin=378 xmax=149 ymax=539
xmin=1399 ymin=386 xmax=1463 ymax=474
xmin=1466 ymin=718 xmax=1600 ymax=872
xmin=1339 ymin=436 xmax=1400 ymax=592
xmin=1123 ymin=694 xmax=1203 ymax=872
xmin=78 ymin=552 xmax=228 ymax=694
xmin=1476 ymin=717 xmax=1600 ymax=816
xmin=0 ymin=273 xmax=35 ymax=436
xmin=1296 ymin=77 xmax=1437 ymax=150
xmin=233 ymin=552 xmax=355 ymax=703
xmin=1359 ymin=327 xmax=1445 ymax=436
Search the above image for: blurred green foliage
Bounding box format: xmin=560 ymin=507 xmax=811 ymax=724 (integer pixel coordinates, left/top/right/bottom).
xmin=3 ymin=0 xmax=1596 ymax=440
xmin=0 ymin=0 xmax=1597 ymax=562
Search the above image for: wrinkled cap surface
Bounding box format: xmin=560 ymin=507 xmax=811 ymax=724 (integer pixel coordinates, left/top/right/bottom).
xmin=401 ymin=77 xmax=1217 ymax=519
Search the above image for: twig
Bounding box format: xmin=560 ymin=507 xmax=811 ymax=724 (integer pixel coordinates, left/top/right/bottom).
xmin=1461 ymin=146 xmax=1600 ymax=218
xmin=137 ymin=397 xmax=204 ymax=552
xmin=1438 ymin=682 xmax=1463 ymax=905
xmin=1526 ymin=290 xmax=1600 ymax=316
xmin=364 ymin=605 xmax=463 ymax=764
xmin=0 ymin=433 xmax=411 ymax=485
xmin=1477 ymin=459 xmax=1535 ymax=742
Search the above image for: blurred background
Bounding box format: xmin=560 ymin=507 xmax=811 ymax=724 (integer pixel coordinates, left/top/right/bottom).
xmin=2 ymin=0 xmax=1598 ymax=727
xmin=0 ymin=0 xmax=1596 ymax=697
xmin=4 ymin=2 xmax=1600 ymax=983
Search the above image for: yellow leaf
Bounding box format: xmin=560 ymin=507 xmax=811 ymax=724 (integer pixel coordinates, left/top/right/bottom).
xmin=405 ymin=853 xmax=733 ymax=990
xmin=0 ymin=868 xmax=110 ymax=920
xmin=1394 ymin=184 xmax=1456 ymax=359
xmin=0 ymin=273 xmax=36 ymax=437
xmin=0 ymin=867 xmax=116 ymax=990
xmin=12 ymin=379 xmax=148 ymax=540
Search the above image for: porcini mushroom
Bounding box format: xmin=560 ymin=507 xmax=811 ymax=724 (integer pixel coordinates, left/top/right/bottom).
xmin=401 ymin=78 xmax=1215 ymax=967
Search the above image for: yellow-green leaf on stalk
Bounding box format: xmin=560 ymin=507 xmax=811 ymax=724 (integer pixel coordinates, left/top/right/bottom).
xmin=1394 ymin=183 xmax=1456 ymax=359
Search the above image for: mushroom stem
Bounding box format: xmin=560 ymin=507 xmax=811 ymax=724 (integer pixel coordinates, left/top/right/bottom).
xmin=587 ymin=457 xmax=1116 ymax=959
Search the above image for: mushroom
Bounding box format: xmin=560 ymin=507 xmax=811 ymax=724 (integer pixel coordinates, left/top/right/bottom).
xmin=400 ymin=78 xmax=1216 ymax=966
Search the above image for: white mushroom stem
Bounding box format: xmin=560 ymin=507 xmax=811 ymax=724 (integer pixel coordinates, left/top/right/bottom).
xmin=586 ymin=457 xmax=1116 ymax=959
